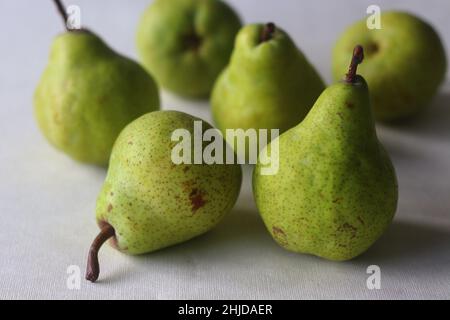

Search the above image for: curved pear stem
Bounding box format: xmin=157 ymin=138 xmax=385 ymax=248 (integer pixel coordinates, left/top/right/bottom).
xmin=260 ymin=22 xmax=276 ymax=42
xmin=52 ymin=0 xmax=69 ymax=31
xmin=345 ymin=45 xmax=364 ymax=83
xmin=86 ymin=223 xmax=115 ymax=283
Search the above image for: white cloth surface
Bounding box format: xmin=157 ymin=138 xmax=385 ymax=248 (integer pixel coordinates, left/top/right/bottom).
xmin=0 ymin=0 xmax=449 ymax=299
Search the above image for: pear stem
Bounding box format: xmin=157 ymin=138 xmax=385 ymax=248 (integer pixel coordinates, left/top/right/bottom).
xmin=345 ymin=45 xmax=364 ymax=83
xmin=260 ymin=22 xmax=276 ymax=42
xmin=86 ymin=222 xmax=115 ymax=283
xmin=52 ymin=0 xmax=69 ymax=31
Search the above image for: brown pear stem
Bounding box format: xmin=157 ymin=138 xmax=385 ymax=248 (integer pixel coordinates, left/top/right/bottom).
xmin=86 ymin=223 xmax=115 ymax=283
xmin=52 ymin=0 xmax=69 ymax=31
xmin=260 ymin=22 xmax=276 ymax=42
xmin=345 ymin=45 xmax=364 ymax=83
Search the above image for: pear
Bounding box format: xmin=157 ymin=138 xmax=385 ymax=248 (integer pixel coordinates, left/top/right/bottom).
xmin=136 ymin=0 xmax=241 ymax=98
xmin=253 ymin=46 xmax=398 ymax=261
xmin=333 ymin=11 xmax=447 ymax=121
xmin=34 ymin=0 xmax=159 ymax=165
xmin=211 ymin=23 xmax=325 ymax=153
xmin=86 ymin=111 xmax=242 ymax=282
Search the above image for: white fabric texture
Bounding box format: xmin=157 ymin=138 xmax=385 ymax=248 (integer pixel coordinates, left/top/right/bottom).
xmin=0 ymin=0 xmax=449 ymax=299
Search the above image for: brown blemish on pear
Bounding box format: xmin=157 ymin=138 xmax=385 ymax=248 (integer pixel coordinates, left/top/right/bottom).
xmin=189 ymin=188 xmax=206 ymax=213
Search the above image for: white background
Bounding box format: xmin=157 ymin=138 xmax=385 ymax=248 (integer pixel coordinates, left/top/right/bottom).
xmin=0 ymin=0 xmax=449 ymax=299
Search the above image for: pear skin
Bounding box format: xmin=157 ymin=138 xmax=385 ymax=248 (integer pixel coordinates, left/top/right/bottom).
xmin=211 ymin=23 xmax=325 ymax=153
xmin=34 ymin=30 xmax=159 ymax=165
xmin=136 ymin=0 xmax=241 ymax=98
xmin=86 ymin=111 xmax=242 ymax=282
xmin=35 ymin=2 xmax=159 ymax=165
xmin=333 ymin=11 xmax=447 ymax=121
xmin=253 ymin=46 xmax=398 ymax=261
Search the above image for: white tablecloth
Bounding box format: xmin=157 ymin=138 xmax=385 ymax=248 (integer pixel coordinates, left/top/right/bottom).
xmin=1 ymin=0 xmax=449 ymax=299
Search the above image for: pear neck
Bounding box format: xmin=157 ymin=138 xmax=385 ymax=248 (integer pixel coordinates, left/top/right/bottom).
xmin=52 ymin=30 xmax=112 ymax=62
xmin=304 ymin=82 xmax=377 ymax=149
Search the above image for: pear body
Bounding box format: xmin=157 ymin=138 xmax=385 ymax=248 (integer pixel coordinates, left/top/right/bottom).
xmin=96 ymin=111 xmax=242 ymax=254
xmin=136 ymin=0 xmax=241 ymax=98
xmin=34 ymin=31 xmax=160 ymax=165
xmin=211 ymin=23 xmax=325 ymax=151
xmin=333 ymin=11 xmax=447 ymax=121
xmin=253 ymin=77 xmax=398 ymax=260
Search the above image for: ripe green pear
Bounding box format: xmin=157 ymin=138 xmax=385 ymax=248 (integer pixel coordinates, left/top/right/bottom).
xmin=211 ymin=23 xmax=325 ymax=152
xmin=34 ymin=28 xmax=159 ymax=165
xmin=253 ymin=46 xmax=398 ymax=261
xmin=86 ymin=111 xmax=242 ymax=282
xmin=333 ymin=11 xmax=447 ymax=121
xmin=136 ymin=0 xmax=241 ymax=98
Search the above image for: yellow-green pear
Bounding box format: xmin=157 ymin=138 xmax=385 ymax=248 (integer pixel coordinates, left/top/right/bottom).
xmin=136 ymin=0 xmax=241 ymax=98
xmin=253 ymin=46 xmax=398 ymax=261
xmin=333 ymin=11 xmax=447 ymax=121
xmin=86 ymin=111 xmax=242 ymax=282
xmin=211 ymin=23 xmax=325 ymax=153
xmin=34 ymin=0 xmax=159 ymax=165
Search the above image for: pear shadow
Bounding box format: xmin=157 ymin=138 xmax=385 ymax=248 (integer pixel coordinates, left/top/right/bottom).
xmin=142 ymin=209 xmax=271 ymax=258
xmin=378 ymin=90 xmax=450 ymax=141
xmin=375 ymin=89 xmax=450 ymax=170
xmin=102 ymin=209 xmax=273 ymax=283
xmin=354 ymin=220 xmax=450 ymax=272
xmin=95 ymin=217 xmax=450 ymax=284
xmin=376 ymin=132 xmax=426 ymax=164
xmin=162 ymin=89 xmax=210 ymax=103
xmin=160 ymin=90 xmax=210 ymax=108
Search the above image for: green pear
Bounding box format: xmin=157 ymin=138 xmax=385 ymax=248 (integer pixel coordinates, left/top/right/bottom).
xmin=333 ymin=11 xmax=447 ymax=121
xmin=211 ymin=23 xmax=325 ymax=154
xmin=136 ymin=0 xmax=241 ymax=98
xmin=253 ymin=46 xmax=398 ymax=261
xmin=34 ymin=0 xmax=159 ymax=165
xmin=86 ymin=111 xmax=242 ymax=282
